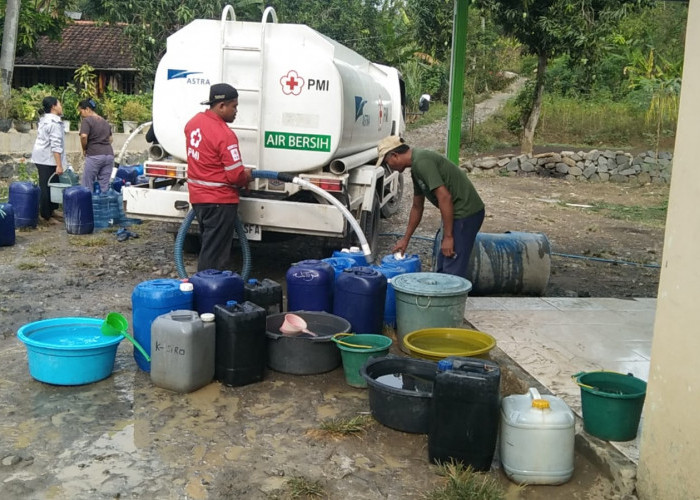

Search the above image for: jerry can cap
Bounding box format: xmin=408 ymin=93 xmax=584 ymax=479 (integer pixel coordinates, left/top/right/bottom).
xmin=180 ymin=282 xmax=194 ymax=292
xmin=532 ymin=398 xmax=550 ymax=410
xmin=201 ymin=313 xmax=215 ymax=322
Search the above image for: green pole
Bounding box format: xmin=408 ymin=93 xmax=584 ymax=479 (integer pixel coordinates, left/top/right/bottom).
xmin=446 ymin=0 xmax=469 ymax=163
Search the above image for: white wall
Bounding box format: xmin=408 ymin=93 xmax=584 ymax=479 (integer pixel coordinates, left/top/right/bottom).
xmin=636 ymin=2 xmax=700 ymax=497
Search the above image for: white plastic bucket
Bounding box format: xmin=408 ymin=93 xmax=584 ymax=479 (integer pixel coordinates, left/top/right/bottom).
xmin=500 ymin=388 xmax=575 ymax=485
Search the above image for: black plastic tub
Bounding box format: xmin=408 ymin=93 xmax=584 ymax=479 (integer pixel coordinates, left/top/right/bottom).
xmin=266 ymin=311 xmax=351 ymax=375
xmin=361 ymin=355 xmax=438 ymax=433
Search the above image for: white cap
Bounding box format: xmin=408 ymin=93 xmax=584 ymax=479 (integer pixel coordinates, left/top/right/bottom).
xmin=201 ymin=313 xmax=215 ymax=322
xmin=393 ymin=252 xmax=405 ymax=260
xmin=349 ymin=246 xmax=360 ymax=253
xmin=180 ymin=282 xmax=194 ymax=292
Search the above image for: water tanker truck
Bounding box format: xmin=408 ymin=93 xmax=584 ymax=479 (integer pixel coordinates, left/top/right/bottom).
xmin=121 ymin=5 xmax=406 ymax=254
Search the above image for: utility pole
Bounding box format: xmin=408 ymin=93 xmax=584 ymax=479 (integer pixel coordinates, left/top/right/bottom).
xmin=446 ymin=0 xmax=469 ymax=164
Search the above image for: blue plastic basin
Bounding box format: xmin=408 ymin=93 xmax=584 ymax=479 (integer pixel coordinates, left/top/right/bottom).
xmin=17 ymin=317 xmax=123 ymax=385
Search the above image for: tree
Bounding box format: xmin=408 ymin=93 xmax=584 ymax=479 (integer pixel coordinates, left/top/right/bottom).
xmin=99 ymin=0 xmax=264 ymax=90
xmin=1 ymin=0 xmax=69 ymax=98
xmin=476 ymin=0 xmax=652 ymax=154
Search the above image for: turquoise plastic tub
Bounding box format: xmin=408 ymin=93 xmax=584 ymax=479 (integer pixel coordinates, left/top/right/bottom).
xmin=17 ymin=317 xmax=123 ymax=385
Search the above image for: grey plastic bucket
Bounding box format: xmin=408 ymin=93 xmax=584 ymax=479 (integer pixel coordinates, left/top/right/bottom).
xmin=392 ymin=272 xmax=472 ymax=353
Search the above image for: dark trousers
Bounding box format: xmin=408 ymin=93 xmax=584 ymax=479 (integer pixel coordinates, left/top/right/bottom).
xmin=36 ymin=164 xmax=59 ymax=220
xmin=436 ymin=209 xmax=485 ymax=279
xmin=193 ymin=203 xmax=238 ymax=272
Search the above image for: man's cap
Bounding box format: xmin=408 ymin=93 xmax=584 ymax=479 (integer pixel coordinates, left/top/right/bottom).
xmin=201 ymin=83 xmax=239 ymax=106
xmin=376 ymin=135 xmax=405 ymax=166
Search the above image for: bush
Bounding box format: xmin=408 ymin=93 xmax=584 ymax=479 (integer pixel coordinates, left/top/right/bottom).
xmin=121 ymin=99 xmax=150 ymax=123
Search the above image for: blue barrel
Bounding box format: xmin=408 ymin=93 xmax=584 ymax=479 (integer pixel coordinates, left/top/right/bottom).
xmin=131 ymin=279 xmax=194 ymax=371
xmin=371 ymin=263 xmax=406 ymax=328
xmin=381 ymin=253 xmax=421 ymax=273
xmin=333 ymin=266 xmax=387 ymax=334
xmin=286 ymin=259 xmax=335 ymax=313
xmin=322 ymin=257 xmax=356 ymax=282
xmin=63 ymin=186 xmax=94 ymax=235
xmin=8 ymin=181 xmax=39 ymax=228
xmin=466 ymin=232 xmax=551 ymax=296
xmin=190 ymin=269 xmax=244 ymax=315
xmin=331 ymin=248 xmax=368 ymax=266
xmin=0 ymin=203 xmax=15 ymax=247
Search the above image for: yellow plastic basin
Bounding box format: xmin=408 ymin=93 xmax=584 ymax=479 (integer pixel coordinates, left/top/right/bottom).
xmin=403 ymin=328 xmax=496 ymax=361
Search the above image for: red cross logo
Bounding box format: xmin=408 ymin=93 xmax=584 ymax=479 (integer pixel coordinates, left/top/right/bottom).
xmin=280 ymin=70 xmax=304 ymax=96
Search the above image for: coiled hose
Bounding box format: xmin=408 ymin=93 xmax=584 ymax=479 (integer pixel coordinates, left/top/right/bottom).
xmin=174 ymin=170 xmax=371 ymax=280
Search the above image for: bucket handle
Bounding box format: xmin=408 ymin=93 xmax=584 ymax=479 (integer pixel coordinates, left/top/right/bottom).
xmin=571 ymin=372 xmax=595 ymax=390
xmin=332 ymin=333 xmax=373 ymax=349
xmin=415 ymin=296 xmax=432 ymax=309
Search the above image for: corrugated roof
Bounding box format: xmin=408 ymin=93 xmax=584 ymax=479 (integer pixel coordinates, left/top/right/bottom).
xmin=14 ymin=21 xmax=135 ymax=70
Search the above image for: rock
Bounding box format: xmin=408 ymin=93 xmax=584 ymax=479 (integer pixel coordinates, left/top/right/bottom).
xmin=555 ymin=163 xmax=569 ymax=174
xmin=569 ymin=166 xmax=583 ymax=176
xmin=2 ymin=455 xmax=21 ymax=466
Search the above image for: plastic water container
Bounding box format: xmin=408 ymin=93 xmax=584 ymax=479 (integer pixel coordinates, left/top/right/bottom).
xmin=286 ymin=259 xmax=335 ymax=313
xmin=0 ymin=203 xmax=16 ymax=247
xmin=333 ymin=267 xmax=387 ymax=334
xmin=392 ymin=272 xmax=472 ymax=352
xmin=322 ymin=257 xmax=356 ymax=282
xmin=428 ymin=356 xmax=501 ymax=471
xmin=63 ymin=186 xmax=94 ymax=235
xmin=213 ymin=300 xmax=267 ymax=386
xmin=331 ymin=247 xmax=368 ymax=266
xmin=131 ymin=279 xmax=194 ymax=371
xmin=381 ymin=253 xmax=421 ymax=273
xmin=190 ymin=269 xmax=244 ymax=315
xmin=8 ymin=181 xmax=39 ymax=228
xmin=244 ymin=278 xmax=283 ymax=315
xmin=116 ymin=165 xmax=139 ymax=184
xmin=371 ymin=263 xmax=406 ymax=328
xmin=500 ymin=388 xmax=575 ymax=485
xmin=150 ymin=310 xmax=215 ymax=393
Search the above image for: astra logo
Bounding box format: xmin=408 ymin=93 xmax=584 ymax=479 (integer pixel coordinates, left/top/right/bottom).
xmin=354 ymin=96 xmax=370 ymax=126
xmin=167 ymin=69 xmax=210 ymax=85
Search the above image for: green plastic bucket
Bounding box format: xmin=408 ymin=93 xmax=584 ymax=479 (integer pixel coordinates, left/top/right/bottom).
xmin=574 ymin=371 xmax=647 ymax=441
xmin=333 ymin=334 xmax=392 ymax=388
xmin=392 ymin=272 xmax=472 ymax=353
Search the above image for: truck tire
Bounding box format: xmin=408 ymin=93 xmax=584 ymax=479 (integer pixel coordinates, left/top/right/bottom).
xmin=380 ymin=172 xmax=404 ymax=218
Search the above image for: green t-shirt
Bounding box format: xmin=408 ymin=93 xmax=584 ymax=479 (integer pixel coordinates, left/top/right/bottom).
xmin=410 ymin=148 xmax=484 ymax=218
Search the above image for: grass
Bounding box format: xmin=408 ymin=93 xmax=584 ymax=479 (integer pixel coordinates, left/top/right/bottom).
xmin=317 ymin=414 xmax=372 ymax=437
xmin=17 ymin=261 xmax=43 ymax=270
xmin=407 ymin=102 xmax=448 ymax=131
xmin=27 ymin=245 xmax=52 ymax=257
xmin=588 ymin=201 xmax=668 ymax=227
xmin=68 ymin=234 xmax=110 ymax=247
xmin=424 ymin=462 xmax=506 ymax=500
xmin=285 ymin=476 xmax=325 ymax=499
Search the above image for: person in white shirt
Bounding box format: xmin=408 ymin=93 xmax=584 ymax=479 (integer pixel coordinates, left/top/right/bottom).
xmin=31 ymin=96 xmax=66 ymax=223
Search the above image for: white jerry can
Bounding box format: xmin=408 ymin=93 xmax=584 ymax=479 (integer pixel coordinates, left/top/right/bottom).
xmin=500 ymin=387 xmax=575 ymax=485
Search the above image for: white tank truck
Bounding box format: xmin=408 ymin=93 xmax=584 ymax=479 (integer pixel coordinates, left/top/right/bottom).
xmin=121 ymin=5 xmax=407 ymax=256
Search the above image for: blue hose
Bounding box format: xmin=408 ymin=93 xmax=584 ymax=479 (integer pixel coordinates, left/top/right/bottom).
xmin=173 ymin=170 xmax=288 ymax=280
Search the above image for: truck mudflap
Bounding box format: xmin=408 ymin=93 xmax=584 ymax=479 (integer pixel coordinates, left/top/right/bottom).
xmin=121 ymin=186 xmax=346 ymax=237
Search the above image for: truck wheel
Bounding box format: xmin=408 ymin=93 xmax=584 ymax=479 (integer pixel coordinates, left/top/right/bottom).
xmin=357 ymin=193 xmax=381 ymax=261
xmin=380 ymin=172 xmax=404 ymax=218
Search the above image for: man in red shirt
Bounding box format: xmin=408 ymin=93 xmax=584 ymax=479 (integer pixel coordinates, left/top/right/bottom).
xmin=185 ymin=83 xmax=253 ymax=271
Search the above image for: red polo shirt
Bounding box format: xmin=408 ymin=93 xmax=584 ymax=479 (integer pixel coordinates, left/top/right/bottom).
xmin=184 ymin=109 xmax=248 ymax=204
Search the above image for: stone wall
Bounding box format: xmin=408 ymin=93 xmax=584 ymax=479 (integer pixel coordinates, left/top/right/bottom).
xmin=466 ymin=149 xmax=673 ymax=184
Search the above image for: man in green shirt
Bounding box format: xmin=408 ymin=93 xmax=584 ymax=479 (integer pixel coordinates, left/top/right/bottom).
xmin=377 ymin=136 xmax=485 ymax=279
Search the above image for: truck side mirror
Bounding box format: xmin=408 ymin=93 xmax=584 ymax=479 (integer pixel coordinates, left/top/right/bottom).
xmin=418 ymin=94 xmax=431 ymax=113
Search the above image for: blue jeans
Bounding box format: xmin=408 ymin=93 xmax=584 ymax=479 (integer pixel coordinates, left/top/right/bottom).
xmin=435 ymin=209 xmax=485 ymax=279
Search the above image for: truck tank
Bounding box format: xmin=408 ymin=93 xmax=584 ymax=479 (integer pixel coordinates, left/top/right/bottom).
xmin=151 ymin=15 xmax=404 ymax=173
